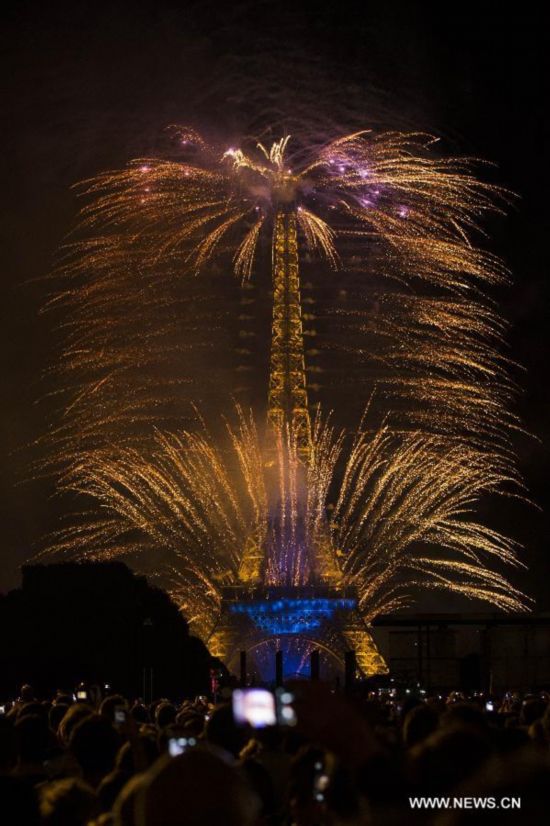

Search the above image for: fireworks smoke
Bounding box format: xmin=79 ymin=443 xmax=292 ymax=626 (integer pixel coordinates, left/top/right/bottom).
xmin=45 ymin=129 xmax=516 ymax=457
xmin=47 ymin=407 xmax=526 ymax=641
xmin=42 ymin=128 xmax=528 ymax=638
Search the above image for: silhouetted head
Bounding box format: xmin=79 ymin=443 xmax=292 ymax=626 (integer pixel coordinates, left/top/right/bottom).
xmin=410 ymin=727 xmax=493 ymax=794
xmin=39 ymin=777 xmax=99 ymax=826
xmin=492 ymin=725 xmax=530 ymax=755
xmin=116 ymin=735 xmax=159 ymax=774
xmin=19 ymin=684 xmax=35 ymax=703
xmin=100 ymin=695 xmax=127 ymax=724
xmin=400 ymin=695 xmax=422 ymax=723
xmin=403 ymin=703 xmax=439 ymax=748
xmin=14 ymin=714 xmax=50 ymax=765
xmin=154 ymin=702 xmax=177 ymax=729
xmin=437 ymin=752 xmax=550 ymax=825
xmin=204 ymin=703 xmax=247 ymax=757
xmin=130 ymin=703 xmax=150 ymax=725
xmin=17 ymin=701 xmax=46 ymax=721
xmin=136 ymin=748 xmax=259 ymax=826
xmin=174 ymin=709 xmax=204 ymax=737
xmin=97 ymin=734 xmax=159 ymax=812
xmin=441 ymin=703 xmax=488 ymax=733
xmin=112 ymin=773 xmax=148 ymax=826
xmin=70 ymin=714 xmax=119 ymax=787
xmin=520 ymin=697 xmax=546 ymax=727
xmin=49 ymin=703 xmax=69 ymax=734
xmin=58 ymin=703 xmax=94 ymax=747
xmin=98 ymin=733 xmax=159 ymax=813
xmin=54 ymin=692 xmax=74 ymax=707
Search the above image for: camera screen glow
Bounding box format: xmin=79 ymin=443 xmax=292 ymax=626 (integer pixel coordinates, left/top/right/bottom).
xmin=233 ymin=689 xmax=276 ymax=728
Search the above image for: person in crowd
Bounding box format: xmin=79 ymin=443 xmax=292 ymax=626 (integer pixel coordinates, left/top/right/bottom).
xmin=99 ymin=696 xmax=127 ymax=725
xmin=135 ymin=748 xmax=260 ymax=826
xmin=58 ymin=703 xmax=95 ymax=748
xmin=12 ymin=713 xmax=52 ymax=786
xmin=403 ymin=702 xmax=439 ymax=748
xmin=437 ymin=752 xmax=550 ymax=825
xmin=50 ymin=703 xmax=70 ymax=735
xmin=20 ymin=684 xmax=36 ymax=704
xmin=39 ymin=777 xmax=99 ymax=826
xmin=0 ymin=680 xmax=547 ymax=825
xmin=204 ymin=700 xmax=249 ymax=757
xmin=153 ymin=701 xmax=177 ymax=729
xmin=111 ymin=773 xmax=148 ymax=826
xmin=129 ymin=703 xmax=149 ymax=726
xmin=98 ymin=733 xmax=159 ymax=813
xmin=69 ymin=714 xmax=120 ymax=788
xmin=520 ymin=695 xmax=546 ymax=728
xmin=408 ymin=726 xmax=495 ymax=796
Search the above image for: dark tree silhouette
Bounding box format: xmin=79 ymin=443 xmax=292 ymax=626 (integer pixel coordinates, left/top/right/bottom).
xmin=0 ymin=562 xmax=211 ymax=699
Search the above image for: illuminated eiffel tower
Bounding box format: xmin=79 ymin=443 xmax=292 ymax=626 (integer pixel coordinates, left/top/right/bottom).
xmin=208 ymin=203 xmax=387 ymax=680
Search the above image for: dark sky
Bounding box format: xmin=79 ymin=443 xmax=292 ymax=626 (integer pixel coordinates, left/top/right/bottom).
xmin=1 ymin=1 xmax=547 ymax=608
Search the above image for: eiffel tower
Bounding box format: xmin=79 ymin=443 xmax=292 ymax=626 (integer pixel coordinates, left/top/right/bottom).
xmin=208 ymin=205 xmax=387 ymax=680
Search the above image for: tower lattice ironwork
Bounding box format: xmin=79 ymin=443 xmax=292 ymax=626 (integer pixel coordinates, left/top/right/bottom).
xmin=209 ymin=195 xmax=387 ymax=680
xmin=267 ymin=209 xmax=312 ymax=457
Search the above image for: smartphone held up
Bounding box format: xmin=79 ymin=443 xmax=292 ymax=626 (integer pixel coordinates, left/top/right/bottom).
xmin=232 ymin=687 xmax=297 ymax=729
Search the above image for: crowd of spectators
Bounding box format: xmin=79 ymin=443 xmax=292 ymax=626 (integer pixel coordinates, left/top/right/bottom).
xmin=1 ymin=680 xmax=550 ymax=824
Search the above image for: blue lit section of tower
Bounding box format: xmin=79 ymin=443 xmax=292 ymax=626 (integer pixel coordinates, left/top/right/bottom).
xmin=230 ymin=595 xmax=357 ymax=635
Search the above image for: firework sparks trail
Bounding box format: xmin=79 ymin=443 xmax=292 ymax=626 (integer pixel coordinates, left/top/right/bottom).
xmin=41 ymin=128 xmax=528 ymax=636
xmin=46 ymin=407 xmax=526 ymax=641
xmin=44 ymin=128 xmax=517 ymax=460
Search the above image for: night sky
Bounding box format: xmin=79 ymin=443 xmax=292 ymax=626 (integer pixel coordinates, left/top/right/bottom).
xmin=2 ymin=2 xmax=547 ymax=609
